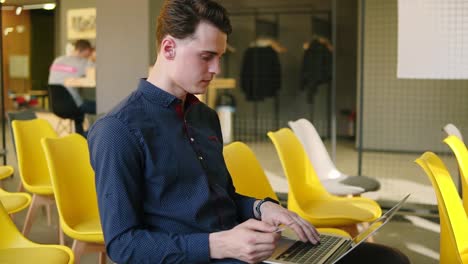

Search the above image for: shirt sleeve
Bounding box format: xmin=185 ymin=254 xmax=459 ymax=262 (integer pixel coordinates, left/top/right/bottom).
xmin=88 ymin=117 xmax=210 ymax=264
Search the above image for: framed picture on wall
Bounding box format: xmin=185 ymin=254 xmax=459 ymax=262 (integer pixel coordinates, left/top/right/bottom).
xmin=67 ymin=8 xmax=96 ymax=40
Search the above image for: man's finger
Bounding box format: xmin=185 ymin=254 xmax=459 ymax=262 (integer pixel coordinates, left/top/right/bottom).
xmin=243 ymin=218 xmax=277 ymax=233
xmin=296 ymin=216 xmax=320 ymax=243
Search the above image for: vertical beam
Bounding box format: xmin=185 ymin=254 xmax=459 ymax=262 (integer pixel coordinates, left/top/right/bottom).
xmin=357 ymin=0 xmax=366 ymax=176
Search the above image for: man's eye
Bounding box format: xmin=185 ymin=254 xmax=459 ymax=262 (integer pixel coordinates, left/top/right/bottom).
xmin=201 ymin=55 xmax=213 ymax=61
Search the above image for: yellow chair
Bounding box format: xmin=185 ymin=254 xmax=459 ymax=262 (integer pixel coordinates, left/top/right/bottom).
xmin=223 ymin=141 xmax=350 ymax=238
xmin=443 ymin=135 xmax=468 ymax=213
xmin=267 ymin=128 xmax=381 ymax=235
xmin=0 ymin=165 xmax=31 ymax=215
xmin=224 ymin=141 xmax=279 ymax=200
xmin=12 ymin=119 xmax=59 ymax=238
xmin=0 ymin=165 xmax=14 ymax=185
xmin=0 ymin=188 xmax=31 ymax=215
xmin=415 ymin=152 xmax=468 ymax=264
xmin=0 ymin=201 xmax=74 ymax=264
xmin=41 ymin=134 xmax=106 ymax=264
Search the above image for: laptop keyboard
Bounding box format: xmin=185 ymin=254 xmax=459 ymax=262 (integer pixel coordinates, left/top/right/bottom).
xmin=275 ymin=235 xmax=344 ymax=264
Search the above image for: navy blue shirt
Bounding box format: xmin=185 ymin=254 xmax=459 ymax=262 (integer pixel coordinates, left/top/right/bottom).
xmin=88 ymin=79 xmax=256 ymax=263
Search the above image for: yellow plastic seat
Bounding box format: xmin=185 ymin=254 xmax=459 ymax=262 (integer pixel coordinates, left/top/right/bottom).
xmin=0 ymin=202 xmax=74 ymax=264
xmin=41 ymin=133 xmax=106 ymax=264
xmin=0 ymin=165 xmax=14 ymax=189
xmin=267 ymin=128 xmax=381 ymax=234
xmin=0 ymin=165 xmax=14 ymax=181
xmin=415 ymin=152 xmax=468 ymax=264
xmin=12 ymin=119 xmax=59 ymax=238
xmin=443 ymin=135 xmax=468 ymax=214
xmin=0 ymin=188 xmax=31 ymax=215
xmin=223 ymin=141 xmax=350 ymax=238
xmin=0 ymin=165 xmax=31 ymax=215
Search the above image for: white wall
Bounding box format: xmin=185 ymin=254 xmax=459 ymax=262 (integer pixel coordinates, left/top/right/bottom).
xmin=95 ymin=0 xmax=153 ymax=113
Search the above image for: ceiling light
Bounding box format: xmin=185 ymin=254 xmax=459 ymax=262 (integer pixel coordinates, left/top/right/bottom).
xmin=0 ymin=0 xmax=5 ymax=3
xmin=15 ymin=6 xmax=22 ymax=15
xmin=43 ymin=3 xmax=55 ymax=10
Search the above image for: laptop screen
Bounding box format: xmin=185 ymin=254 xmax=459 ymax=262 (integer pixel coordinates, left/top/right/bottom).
xmin=328 ymin=194 xmax=411 ymax=264
xmin=353 ymin=193 xmax=411 ymax=244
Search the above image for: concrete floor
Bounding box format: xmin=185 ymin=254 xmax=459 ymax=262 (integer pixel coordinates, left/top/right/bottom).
xmin=1 ymin=113 xmax=445 ymax=263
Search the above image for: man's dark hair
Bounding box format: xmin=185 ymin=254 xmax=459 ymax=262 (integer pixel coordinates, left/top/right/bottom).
xmin=156 ymin=0 xmax=232 ymax=52
xmin=74 ymin=39 xmax=92 ymax=52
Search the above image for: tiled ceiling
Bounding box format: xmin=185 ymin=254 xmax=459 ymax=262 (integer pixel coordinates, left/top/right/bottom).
xmin=219 ymin=0 xmax=330 ymax=10
xmin=2 ymin=0 xmax=55 ymax=6
xmin=1 ymin=0 xmax=329 ymax=10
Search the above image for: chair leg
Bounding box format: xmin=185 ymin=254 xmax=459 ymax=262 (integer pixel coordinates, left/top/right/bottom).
xmin=99 ymin=252 xmax=107 ymax=264
xmin=22 ymin=195 xmax=55 ymax=236
xmin=359 ymin=222 xmax=375 ymax=242
xmin=59 ymin=223 xmax=65 ymax=245
xmin=46 ymin=204 xmax=52 ymax=226
xmin=17 ymin=182 xmax=24 ymax=192
xmin=72 ymin=240 xmax=86 ymax=264
xmin=22 ymin=194 xmax=40 ymax=236
xmin=72 ymin=240 xmax=106 ymax=264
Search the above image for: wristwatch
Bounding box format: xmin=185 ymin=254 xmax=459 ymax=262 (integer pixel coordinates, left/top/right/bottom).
xmin=255 ymin=197 xmax=280 ymax=220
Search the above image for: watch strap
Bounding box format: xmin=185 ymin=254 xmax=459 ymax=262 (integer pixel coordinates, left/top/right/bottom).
xmin=255 ymin=197 xmax=280 ymax=220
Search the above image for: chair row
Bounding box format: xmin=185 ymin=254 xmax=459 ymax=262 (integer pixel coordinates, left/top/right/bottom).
xmin=0 ymin=118 xmax=105 ymax=264
xmin=415 ymin=125 xmax=468 ymax=264
xmin=227 ymin=119 xmax=468 ymax=263
xmin=225 ymin=124 xmax=383 ymax=238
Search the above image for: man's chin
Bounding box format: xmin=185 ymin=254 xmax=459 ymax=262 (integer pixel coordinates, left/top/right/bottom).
xmin=191 ymin=87 xmax=207 ymax=95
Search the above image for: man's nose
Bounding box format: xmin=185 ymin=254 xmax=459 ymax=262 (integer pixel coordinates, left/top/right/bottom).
xmin=209 ymin=59 xmax=221 ymax=75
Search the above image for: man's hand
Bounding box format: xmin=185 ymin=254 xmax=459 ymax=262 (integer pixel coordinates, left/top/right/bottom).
xmin=209 ymin=219 xmax=281 ymax=263
xmin=259 ymin=201 xmax=320 ymax=244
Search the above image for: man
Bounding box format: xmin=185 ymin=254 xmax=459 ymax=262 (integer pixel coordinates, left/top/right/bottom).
xmin=88 ymin=0 xmax=410 ymax=263
xmin=48 ymin=39 xmax=96 ymax=135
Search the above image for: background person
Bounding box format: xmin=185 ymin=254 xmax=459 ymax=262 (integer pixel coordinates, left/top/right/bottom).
xmin=48 ymin=39 xmax=96 ymax=135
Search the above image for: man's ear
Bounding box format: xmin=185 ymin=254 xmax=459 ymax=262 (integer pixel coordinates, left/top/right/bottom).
xmin=161 ymin=37 xmax=176 ymax=60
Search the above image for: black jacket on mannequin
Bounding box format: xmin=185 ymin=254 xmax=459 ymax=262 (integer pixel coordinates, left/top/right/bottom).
xmin=301 ymin=39 xmax=332 ymax=103
xmin=240 ymin=46 xmax=281 ymax=101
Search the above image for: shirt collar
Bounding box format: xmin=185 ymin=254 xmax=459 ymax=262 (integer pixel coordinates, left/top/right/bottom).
xmin=137 ymin=79 xmax=200 ymax=108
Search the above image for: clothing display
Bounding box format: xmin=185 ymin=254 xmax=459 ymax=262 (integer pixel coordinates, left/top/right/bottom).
xmin=301 ymin=38 xmax=332 ymax=103
xmin=88 ymin=79 xmax=256 ymax=263
xmin=240 ymin=46 xmax=281 ymax=101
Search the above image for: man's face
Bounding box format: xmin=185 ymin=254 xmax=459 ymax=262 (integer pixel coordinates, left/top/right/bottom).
xmin=171 ymin=21 xmax=227 ymax=95
xmin=78 ymin=48 xmax=93 ymax=59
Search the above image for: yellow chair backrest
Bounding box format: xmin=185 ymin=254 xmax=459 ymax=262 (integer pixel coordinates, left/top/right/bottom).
xmin=41 ymin=134 xmax=100 ymax=233
xmin=444 ymin=135 xmax=468 ymax=214
xmin=0 ymin=199 xmax=74 ymax=263
xmin=267 ymin=128 xmax=330 ymax=210
xmin=415 ymin=152 xmax=468 ymax=264
xmin=0 ymin=200 xmax=29 ymax=248
xmin=223 ymin=141 xmax=279 ymax=200
xmin=12 ymin=119 xmax=57 ymax=191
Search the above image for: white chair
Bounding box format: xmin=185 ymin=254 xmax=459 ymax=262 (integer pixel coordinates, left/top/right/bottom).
xmin=443 ymin=123 xmax=463 ymax=196
xmin=288 ymin=118 xmax=380 ymax=196
xmin=443 ymin=123 xmax=463 ymax=141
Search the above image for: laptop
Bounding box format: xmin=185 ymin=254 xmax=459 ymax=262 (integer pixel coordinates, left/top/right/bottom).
xmin=265 ymin=194 xmax=411 ymax=264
